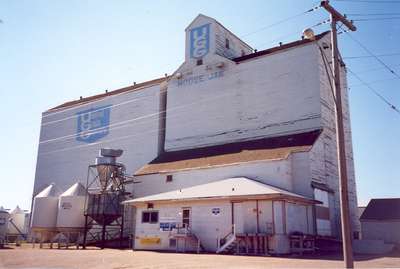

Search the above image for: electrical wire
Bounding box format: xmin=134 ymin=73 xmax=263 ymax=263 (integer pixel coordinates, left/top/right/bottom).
xmin=240 ymin=3 xmax=321 ymax=39
xmin=353 ymin=17 xmax=400 ymax=21
xmin=348 ymin=77 xmax=399 ymax=88
xmin=347 ymin=68 xmax=400 ymax=114
xmin=344 ymin=52 xmax=400 ymax=59
xmin=347 ymin=13 xmax=400 ymax=16
xmin=255 ymin=18 xmax=331 ymax=49
xmin=345 ymin=32 xmax=400 ymax=81
xmin=317 ymin=44 xmax=337 ymax=106
xmin=334 ymin=0 xmax=400 ymax=3
xmin=353 ymin=63 xmax=400 ymax=74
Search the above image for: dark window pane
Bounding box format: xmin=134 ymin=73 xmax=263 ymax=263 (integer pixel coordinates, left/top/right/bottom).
xmin=142 ymin=212 xmax=150 ymax=223
xmin=150 ymin=212 xmax=158 ymax=223
xmin=183 ymin=209 xmax=190 ymax=218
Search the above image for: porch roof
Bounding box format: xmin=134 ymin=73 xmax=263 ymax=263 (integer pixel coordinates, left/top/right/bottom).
xmin=123 ymin=177 xmax=320 ymax=205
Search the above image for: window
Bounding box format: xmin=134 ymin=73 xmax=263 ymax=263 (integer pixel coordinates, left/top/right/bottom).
xmin=225 ymin=38 xmax=230 ymax=49
xmin=166 ymin=175 xmax=173 ymax=182
xmin=196 ymin=59 xmax=203 ymax=66
xmin=142 ymin=211 xmax=159 ymax=223
xmin=182 ymin=208 xmax=191 ymax=228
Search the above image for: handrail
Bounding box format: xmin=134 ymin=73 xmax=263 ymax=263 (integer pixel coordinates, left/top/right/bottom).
xmin=221 ymin=224 xmax=235 ymax=242
xmin=217 ymin=224 xmax=235 ymax=250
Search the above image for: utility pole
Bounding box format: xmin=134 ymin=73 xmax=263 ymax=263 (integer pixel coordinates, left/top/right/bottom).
xmin=320 ymin=1 xmax=357 ymax=268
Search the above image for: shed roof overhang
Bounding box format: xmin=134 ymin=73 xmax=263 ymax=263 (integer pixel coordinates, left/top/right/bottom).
xmin=123 ymin=177 xmax=321 ymax=206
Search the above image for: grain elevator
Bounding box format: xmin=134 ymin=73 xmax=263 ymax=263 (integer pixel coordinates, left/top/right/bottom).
xmin=32 ymin=14 xmax=359 ymax=254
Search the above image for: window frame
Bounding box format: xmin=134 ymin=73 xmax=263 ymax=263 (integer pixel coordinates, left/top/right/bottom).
xmin=141 ymin=210 xmax=159 ymax=224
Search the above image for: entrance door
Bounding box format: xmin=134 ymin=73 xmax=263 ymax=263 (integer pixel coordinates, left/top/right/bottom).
xmin=182 ymin=208 xmax=191 ymax=228
xmin=233 ymin=203 xmax=244 ymax=234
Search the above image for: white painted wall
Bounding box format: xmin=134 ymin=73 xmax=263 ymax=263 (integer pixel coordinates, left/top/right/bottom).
xmin=133 ymin=159 xmax=293 ymax=200
xmin=133 ymin=198 xmax=313 ymax=254
xmin=134 ymin=200 xmax=232 ymax=252
xmin=314 ymin=34 xmax=360 ymax=236
xmin=166 ymin=41 xmax=322 ymax=151
xmin=34 ymin=84 xmax=162 ymax=196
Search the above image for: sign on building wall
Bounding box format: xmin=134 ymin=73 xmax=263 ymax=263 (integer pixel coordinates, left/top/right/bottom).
xmin=190 ymin=24 xmax=210 ymax=59
xmin=76 ymin=105 xmax=111 ymax=143
xmin=211 ymin=208 xmax=220 ymax=216
xmin=140 ymin=237 xmax=161 ymax=245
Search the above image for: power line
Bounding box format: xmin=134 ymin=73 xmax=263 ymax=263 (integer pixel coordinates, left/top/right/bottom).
xmin=347 ymin=68 xmax=400 ymax=114
xmin=334 ymin=0 xmax=400 ymax=3
xmin=353 ymin=17 xmax=400 ymax=21
xmin=345 ymin=32 xmax=400 ymax=81
xmin=240 ymin=3 xmax=320 ymax=38
xmin=348 ymin=77 xmax=399 ymax=87
xmin=344 ymin=52 xmax=400 ymax=59
xmin=347 ymin=13 xmax=400 ymax=16
xmin=355 ymin=63 xmax=400 ymax=74
xmin=255 ymin=18 xmax=331 ymax=49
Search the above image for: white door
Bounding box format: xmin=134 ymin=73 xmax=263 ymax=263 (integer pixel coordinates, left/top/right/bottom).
xmin=233 ymin=203 xmax=244 ymax=234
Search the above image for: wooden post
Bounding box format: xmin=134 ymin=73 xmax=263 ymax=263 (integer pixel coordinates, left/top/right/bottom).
xmin=320 ymin=1 xmax=357 ymax=268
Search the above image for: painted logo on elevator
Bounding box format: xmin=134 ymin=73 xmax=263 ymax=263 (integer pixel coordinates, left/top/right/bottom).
xmin=76 ymin=105 xmax=111 ymax=143
xmin=190 ymin=24 xmax=210 ymax=59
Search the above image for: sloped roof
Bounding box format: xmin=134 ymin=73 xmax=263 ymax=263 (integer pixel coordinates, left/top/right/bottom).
xmin=35 ymin=183 xmax=61 ymax=198
xmin=123 ymin=177 xmax=320 ymax=204
xmin=47 ymin=76 xmax=169 ymax=112
xmin=185 ymin=14 xmax=253 ymax=50
xmin=60 ymin=182 xmax=87 ymax=197
xmin=0 ymin=206 xmax=9 ymax=214
xmin=234 ymin=31 xmax=330 ymax=63
xmin=360 ymin=198 xmax=400 ymax=221
xmin=134 ymin=130 xmax=321 ymax=176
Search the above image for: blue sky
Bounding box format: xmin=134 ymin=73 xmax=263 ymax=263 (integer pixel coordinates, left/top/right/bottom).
xmin=0 ymin=0 xmax=399 ymax=210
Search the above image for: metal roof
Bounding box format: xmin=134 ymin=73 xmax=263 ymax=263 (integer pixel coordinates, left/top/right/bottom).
xmin=60 ymin=182 xmax=87 ymax=197
xmin=47 ymin=76 xmax=170 ymax=112
xmin=123 ymin=177 xmax=320 ymax=204
xmin=134 ymin=130 xmax=321 ymax=176
xmin=35 ymin=183 xmax=61 ymax=198
xmin=234 ymin=31 xmax=330 ymax=63
xmin=360 ymin=198 xmax=400 ymax=221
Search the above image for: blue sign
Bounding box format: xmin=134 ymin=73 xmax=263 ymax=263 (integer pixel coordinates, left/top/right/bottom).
xmin=76 ymin=105 xmax=111 ymax=143
xmin=190 ymin=24 xmax=210 ymax=59
xmin=160 ymin=222 xmax=176 ymax=231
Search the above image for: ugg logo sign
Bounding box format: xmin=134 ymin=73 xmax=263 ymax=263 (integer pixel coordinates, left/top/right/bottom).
xmin=190 ymin=24 xmax=210 ymax=59
xmin=76 ymin=105 xmax=111 ymax=143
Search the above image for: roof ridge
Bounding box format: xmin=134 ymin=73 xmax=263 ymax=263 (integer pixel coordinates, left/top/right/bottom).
xmin=46 ymin=76 xmax=170 ymax=112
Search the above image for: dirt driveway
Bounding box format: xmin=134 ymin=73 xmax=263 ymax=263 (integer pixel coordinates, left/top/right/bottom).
xmin=0 ymin=245 xmax=399 ymax=269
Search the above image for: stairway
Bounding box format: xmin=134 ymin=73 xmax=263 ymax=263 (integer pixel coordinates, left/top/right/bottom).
xmin=216 ymin=234 xmax=237 ymax=254
xmin=170 ymin=225 xmax=205 ymax=253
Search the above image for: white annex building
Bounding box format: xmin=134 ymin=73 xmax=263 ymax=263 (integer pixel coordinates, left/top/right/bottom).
xmin=33 ymin=14 xmax=359 ymax=254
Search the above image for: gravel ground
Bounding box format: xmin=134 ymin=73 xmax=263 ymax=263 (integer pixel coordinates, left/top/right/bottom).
xmin=0 ymin=244 xmax=399 ymax=269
